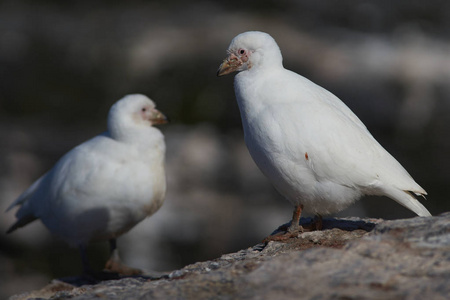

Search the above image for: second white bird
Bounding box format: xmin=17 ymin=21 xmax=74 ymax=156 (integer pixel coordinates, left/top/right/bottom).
xmin=6 ymin=94 xmax=168 ymax=275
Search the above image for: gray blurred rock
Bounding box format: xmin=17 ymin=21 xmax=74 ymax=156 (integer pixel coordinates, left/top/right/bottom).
xmin=10 ymin=213 xmax=449 ymax=300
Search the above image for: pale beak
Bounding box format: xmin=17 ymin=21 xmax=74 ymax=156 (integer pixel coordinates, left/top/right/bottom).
xmin=217 ymin=54 xmax=242 ymax=77
xmin=151 ymin=109 xmax=169 ymax=125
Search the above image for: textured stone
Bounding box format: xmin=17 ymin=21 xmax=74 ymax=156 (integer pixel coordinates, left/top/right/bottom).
xmin=9 ymin=213 xmax=450 ymax=300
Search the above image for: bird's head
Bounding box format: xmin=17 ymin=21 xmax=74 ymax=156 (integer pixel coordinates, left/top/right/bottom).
xmin=217 ymin=31 xmax=283 ymax=77
xmin=108 ymin=94 xmax=168 ymax=141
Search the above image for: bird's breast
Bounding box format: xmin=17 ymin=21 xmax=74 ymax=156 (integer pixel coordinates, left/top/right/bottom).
xmin=142 ymin=166 xmax=166 ymax=216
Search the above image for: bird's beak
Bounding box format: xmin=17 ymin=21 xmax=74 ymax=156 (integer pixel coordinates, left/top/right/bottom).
xmin=151 ymin=109 xmax=169 ymax=125
xmin=217 ymin=54 xmax=242 ymax=77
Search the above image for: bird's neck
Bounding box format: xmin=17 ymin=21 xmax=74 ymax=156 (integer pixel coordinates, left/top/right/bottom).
xmin=234 ymin=66 xmax=283 ymax=119
xmin=234 ymin=72 xmax=266 ymax=132
xmin=111 ymin=126 xmax=165 ymax=148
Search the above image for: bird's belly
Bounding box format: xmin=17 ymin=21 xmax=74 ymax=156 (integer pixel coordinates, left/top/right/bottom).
xmin=42 ymin=200 xmax=147 ymax=246
xmin=43 ymin=174 xmax=166 ymax=246
xmin=245 ymin=133 xmax=361 ymax=215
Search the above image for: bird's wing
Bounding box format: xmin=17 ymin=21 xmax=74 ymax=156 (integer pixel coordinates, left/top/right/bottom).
xmin=259 ymin=70 xmax=425 ymax=194
xmin=41 ymin=135 xmax=146 ymax=213
xmin=6 ymin=135 xmax=133 ymax=232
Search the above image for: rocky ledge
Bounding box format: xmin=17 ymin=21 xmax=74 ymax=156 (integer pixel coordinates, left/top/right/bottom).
xmin=10 ymin=213 xmax=450 ymax=300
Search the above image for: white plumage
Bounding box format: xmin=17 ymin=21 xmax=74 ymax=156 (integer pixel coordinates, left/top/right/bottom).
xmin=6 ymin=94 xmax=168 ymax=274
xmin=218 ymin=31 xmax=430 ymax=237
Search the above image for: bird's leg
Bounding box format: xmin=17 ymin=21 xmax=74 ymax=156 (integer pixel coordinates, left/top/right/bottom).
xmin=302 ymin=214 xmax=323 ymax=231
xmin=78 ymin=244 xmax=115 ymax=282
xmin=104 ymin=239 xmax=143 ymax=276
xmin=314 ymin=214 xmax=323 ymax=230
xmin=287 ymin=204 xmax=303 ymax=233
xmin=263 ymin=204 xmax=304 ymax=243
xmin=79 ymin=244 xmax=94 ymax=275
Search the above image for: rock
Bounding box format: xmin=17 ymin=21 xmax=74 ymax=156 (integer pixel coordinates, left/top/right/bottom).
xmin=9 ymin=213 xmax=450 ymax=300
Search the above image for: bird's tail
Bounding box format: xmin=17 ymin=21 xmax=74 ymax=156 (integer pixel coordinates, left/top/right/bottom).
xmin=5 ymin=175 xmax=44 ymax=233
xmin=381 ymin=186 xmax=431 ymax=217
xmin=6 ymin=214 xmax=37 ymax=234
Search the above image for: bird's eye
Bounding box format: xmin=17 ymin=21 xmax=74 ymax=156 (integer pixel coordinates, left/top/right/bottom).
xmin=239 ymin=49 xmax=246 ymax=55
xmin=141 ymin=108 xmax=147 ymax=112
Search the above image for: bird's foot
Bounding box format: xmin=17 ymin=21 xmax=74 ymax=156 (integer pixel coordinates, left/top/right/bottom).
xmin=104 ymin=257 xmax=143 ymax=276
xmin=262 ymin=225 xmax=304 ymax=243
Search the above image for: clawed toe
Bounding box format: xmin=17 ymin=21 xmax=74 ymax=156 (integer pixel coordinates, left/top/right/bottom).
xmin=263 ymin=212 xmax=324 ymax=243
xmin=262 ymin=226 xmax=304 ymax=243
xmin=104 ymin=258 xmax=143 ymax=276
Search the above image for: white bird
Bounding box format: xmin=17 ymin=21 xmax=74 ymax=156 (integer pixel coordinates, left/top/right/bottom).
xmin=6 ymin=94 xmax=168 ymax=275
xmin=217 ymin=31 xmax=431 ymax=240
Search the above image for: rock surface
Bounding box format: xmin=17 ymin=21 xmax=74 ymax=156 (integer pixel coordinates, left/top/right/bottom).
xmin=10 ymin=213 xmax=450 ymax=300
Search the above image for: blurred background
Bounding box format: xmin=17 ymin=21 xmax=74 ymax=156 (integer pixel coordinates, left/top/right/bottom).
xmin=1 ymin=0 xmax=449 ymax=297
